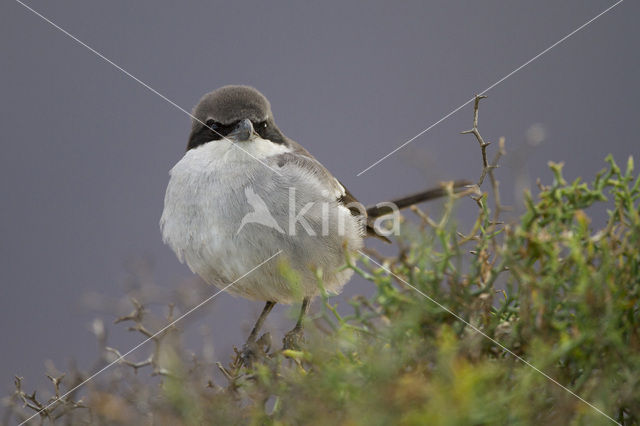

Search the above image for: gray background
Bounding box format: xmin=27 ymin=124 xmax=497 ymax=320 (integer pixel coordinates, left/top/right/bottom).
xmin=1 ymin=0 xmax=638 ymax=407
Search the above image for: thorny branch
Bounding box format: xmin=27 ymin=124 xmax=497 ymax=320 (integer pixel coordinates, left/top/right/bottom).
xmin=7 ymin=299 xmax=182 ymax=424
xmin=461 ymin=94 xmax=510 ymax=221
xmin=461 ymin=94 xmax=492 ymax=187
xmin=460 ymin=95 xmax=511 ymax=270
xmin=11 ymin=374 xmax=86 ymax=424
xmin=106 ymin=298 xmax=177 ymax=376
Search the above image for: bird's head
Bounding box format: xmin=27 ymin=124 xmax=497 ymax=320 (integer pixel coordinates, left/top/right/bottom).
xmin=187 ymin=85 xmax=286 ymax=150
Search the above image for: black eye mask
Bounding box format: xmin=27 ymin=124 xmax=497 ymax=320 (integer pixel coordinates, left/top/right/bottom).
xmin=186 ymin=120 xmax=237 ymax=150
xmin=186 ymin=119 xmax=288 ymax=151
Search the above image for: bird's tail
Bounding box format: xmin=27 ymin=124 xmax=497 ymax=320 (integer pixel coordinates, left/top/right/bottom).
xmin=365 ymin=179 xmax=472 ymax=218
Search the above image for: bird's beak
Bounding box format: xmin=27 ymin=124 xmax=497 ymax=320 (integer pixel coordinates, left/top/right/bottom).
xmin=227 ymin=118 xmax=255 ymax=142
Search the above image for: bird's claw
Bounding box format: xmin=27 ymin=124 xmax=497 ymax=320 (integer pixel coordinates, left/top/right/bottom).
xmin=282 ymin=327 xmax=305 ymax=351
xmin=239 ymin=332 xmax=271 ymax=368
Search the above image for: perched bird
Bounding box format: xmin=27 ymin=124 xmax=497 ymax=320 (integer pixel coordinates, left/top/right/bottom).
xmin=160 ymin=85 xmax=468 ymax=358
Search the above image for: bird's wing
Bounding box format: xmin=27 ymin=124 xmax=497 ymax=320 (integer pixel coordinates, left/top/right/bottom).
xmin=270 ymin=139 xmax=389 ymax=242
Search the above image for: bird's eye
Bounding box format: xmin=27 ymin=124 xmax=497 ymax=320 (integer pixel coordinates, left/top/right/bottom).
xmin=205 ymin=119 xmax=218 ymax=129
xmin=259 ymin=121 xmax=268 ymax=129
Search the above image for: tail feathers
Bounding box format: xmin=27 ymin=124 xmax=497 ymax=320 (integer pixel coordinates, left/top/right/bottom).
xmin=366 ymin=180 xmax=472 ymax=219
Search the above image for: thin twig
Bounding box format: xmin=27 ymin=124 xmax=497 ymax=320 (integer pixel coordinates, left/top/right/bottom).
xmin=461 ymin=95 xmax=492 ymax=186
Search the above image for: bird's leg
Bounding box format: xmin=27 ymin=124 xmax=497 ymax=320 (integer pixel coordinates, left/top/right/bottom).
xmin=240 ymin=301 xmax=275 ymax=366
xmin=282 ymin=297 xmax=310 ymax=350
xmin=247 ymin=301 xmax=276 ymax=342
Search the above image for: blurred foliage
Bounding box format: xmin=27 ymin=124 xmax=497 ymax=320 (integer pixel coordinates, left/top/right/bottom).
xmin=5 ymin=155 xmax=639 ymax=426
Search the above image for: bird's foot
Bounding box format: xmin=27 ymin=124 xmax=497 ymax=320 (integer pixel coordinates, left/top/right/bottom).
xmin=282 ymin=327 xmax=305 ymax=351
xmin=238 ymin=332 xmax=271 ymax=368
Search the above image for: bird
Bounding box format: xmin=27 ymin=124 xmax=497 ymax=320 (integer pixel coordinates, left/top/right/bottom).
xmin=160 ymin=85 xmax=468 ymax=360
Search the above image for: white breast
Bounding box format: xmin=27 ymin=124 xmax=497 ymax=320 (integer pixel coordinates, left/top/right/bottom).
xmin=160 ymin=139 xmax=363 ymax=303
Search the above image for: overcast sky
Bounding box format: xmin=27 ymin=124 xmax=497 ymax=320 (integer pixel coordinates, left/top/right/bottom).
xmin=1 ymin=0 xmax=638 ymax=408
